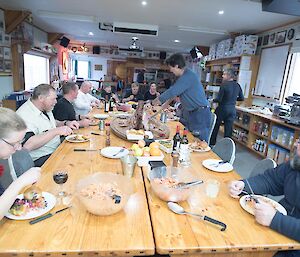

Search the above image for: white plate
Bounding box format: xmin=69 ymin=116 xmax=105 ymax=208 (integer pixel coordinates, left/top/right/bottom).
xmin=101 ymin=147 xmax=129 ymax=159
xmin=239 ymin=195 xmax=287 ymax=216
xmin=202 ymin=159 xmax=233 ymax=172
xmin=109 ymin=111 xmax=133 ymax=118
xmin=93 ymin=114 xmax=109 ymax=119
xmin=191 ymin=146 xmax=211 ymax=153
xmin=65 ymin=135 xmax=89 ymax=143
xmin=5 ymin=192 xmax=56 ymax=220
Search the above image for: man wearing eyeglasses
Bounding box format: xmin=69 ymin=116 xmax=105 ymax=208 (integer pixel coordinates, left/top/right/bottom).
xmin=16 ymin=84 xmax=79 ymax=167
xmin=229 ymin=140 xmax=300 ymax=256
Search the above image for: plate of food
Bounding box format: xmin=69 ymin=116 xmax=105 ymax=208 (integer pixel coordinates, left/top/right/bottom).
xmin=239 ymin=195 xmax=287 ymax=216
xmin=156 ymin=139 xmax=173 ymax=154
xmin=5 ymin=187 xmax=56 ymax=220
xmin=66 ymin=134 xmax=89 ymax=143
xmin=93 ymin=114 xmax=109 ymax=119
xmin=189 ymin=140 xmax=211 ymax=152
xmin=202 ymin=159 xmax=233 ymax=172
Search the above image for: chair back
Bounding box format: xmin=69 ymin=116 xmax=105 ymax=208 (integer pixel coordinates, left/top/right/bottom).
xmin=208 ymin=113 xmax=217 ymax=145
xmin=212 ymin=137 xmax=236 ymax=164
xmin=249 ymin=158 xmax=277 ymax=178
xmin=12 ymin=149 xmax=34 ymax=177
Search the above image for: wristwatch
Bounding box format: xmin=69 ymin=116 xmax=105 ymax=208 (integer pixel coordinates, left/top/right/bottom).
xmin=63 ymin=120 xmax=68 ymax=126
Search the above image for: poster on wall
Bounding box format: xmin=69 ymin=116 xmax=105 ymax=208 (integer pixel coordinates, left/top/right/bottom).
xmin=62 ymin=51 xmax=68 ymax=74
xmin=94 ymin=64 xmax=102 ymax=71
xmin=275 ymin=31 xmax=287 ymax=44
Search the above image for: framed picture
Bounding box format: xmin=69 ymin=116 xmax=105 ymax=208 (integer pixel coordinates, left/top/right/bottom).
xmin=269 ymin=33 xmax=275 ymax=43
xmin=275 ymin=30 xmax=287 ymax=44
xmin=62 ymin=51 xmax=68 ymax=74
xmin=0 ymin=47 xmax=3 ymax=58
xmin=94 ymin=64 xmax=102 ymax=71
xmin=263 ymin=35 xmax=269 ymax=46
xmin=0 ymin=59 xmax=4 ymax=72
xmin=287 ymin=28 xmax=295 ymax=40
xmin=4 ymin=34 xmax=11 ymax=45
xmin=4 ymin=60 xmax=11 ymax=72
xmin=3 ymin=47 xmax=11 ymax=60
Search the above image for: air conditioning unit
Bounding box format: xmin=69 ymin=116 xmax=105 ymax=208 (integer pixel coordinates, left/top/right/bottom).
xmin=113 ymin=22 xmax=158 ymax=36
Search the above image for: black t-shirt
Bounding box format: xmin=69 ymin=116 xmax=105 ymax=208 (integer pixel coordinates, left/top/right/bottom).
xmin=53 ymin=97 xmax=76 ymax=121
xmin=144 ymin=91 xmax=157 ymax=101
xmin=124 ymin=90 xmax=144 ymax=102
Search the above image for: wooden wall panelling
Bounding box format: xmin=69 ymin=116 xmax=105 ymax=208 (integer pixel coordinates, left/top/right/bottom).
xmin=4 ymin=10 xmax=31 ymax=34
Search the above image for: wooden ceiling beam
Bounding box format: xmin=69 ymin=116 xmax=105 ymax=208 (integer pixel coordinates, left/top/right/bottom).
xmin=5 ymin=10 xmax=31 ymax=34
xmin=48 ymin=33 xmax=63 ymax=45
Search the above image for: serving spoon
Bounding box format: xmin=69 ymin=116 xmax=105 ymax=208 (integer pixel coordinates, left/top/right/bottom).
xmin=167 ymin=202 xmax=227 ymax=231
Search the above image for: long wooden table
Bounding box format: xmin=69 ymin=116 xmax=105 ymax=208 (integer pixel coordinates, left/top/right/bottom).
xmin=0 ymin=115 xmax=155 ymax=257
xmin=142 ymin=121 xmax=300 ymax=257
xmin=0 ymin=111 xmax=299 ymax=257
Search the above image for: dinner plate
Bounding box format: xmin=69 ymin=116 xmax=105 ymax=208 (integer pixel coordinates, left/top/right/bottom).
xmin=202 ymin=159 xmax=233 ymax=172
xmin=93 ymin=114 xmax=109 ymax=119
xmin=65 ymin=135 xmax=89 ymax=143
xmin=5 ymin=192 xmax=56 ymax=220
xmin=109 ymin=111 xmax=133 ymax=118
xmin=239 ymin=195 xmax=287 ymax=216
xmin=100 ymin=146 xmax=129 ymax=159
xmin=190 ymin=146 xmax=211 ymax=153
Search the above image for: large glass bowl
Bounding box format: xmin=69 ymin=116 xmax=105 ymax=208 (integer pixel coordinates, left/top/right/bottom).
xmin=149 ymin=166 xmax=198 ymax=202
xmin=76 ymin=172 xmax=134 ymax=216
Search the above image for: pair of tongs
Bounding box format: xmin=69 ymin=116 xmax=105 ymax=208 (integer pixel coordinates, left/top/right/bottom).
xmin=172 ymin=180 xmax=204 ymax=189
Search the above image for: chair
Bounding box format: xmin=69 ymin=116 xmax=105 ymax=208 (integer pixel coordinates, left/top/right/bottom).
xmin=249 ymin=158 xmax=277 ymax=178
xmin=212 ymin=137 xmax=236 ymax=164
xmin=208 ymin=113 xmax=217 ymax=145
xmin=12 ymin=149 xmax=34 ymax=177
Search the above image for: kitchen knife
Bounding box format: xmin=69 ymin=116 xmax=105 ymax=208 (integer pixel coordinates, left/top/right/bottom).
xmin=29 ymin=206 xmax=71 ymax=225
xmin=74 ymin=149 xmax=98 ymax=152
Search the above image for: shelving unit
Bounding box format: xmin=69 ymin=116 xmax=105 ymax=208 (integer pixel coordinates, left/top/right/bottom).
xmin=231 ymin=106 xmax=300 ymax=164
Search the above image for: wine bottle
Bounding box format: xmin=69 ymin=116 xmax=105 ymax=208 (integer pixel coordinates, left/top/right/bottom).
xmin=109 ymin=96 xmax=114 ymax=111
xmin=181 ymin=128 xmax=189 ymax=144
xmin=104 ymin=96 xmax=109 ymax=113
xmin=173 ymin=125 xmax=181 ymax=151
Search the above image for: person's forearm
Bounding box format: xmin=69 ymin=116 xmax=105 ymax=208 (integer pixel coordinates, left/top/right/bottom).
xmin=74 ymin=99 xmax=89 ymax=110
xmin=0 ymin=179 xmax=26 ymax=220
xmin=23 ymin=130 xmax=58 ymax=151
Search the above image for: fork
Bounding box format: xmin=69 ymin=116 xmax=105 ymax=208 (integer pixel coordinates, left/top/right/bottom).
xmin=210 ymin=160 xmax=227 ymax=168
xmin=112 ymin=148 xmax=126 ymax=157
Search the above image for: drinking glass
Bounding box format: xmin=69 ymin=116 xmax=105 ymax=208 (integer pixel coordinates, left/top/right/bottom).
xmin=120 ymin=155 xmax=137 ymax=178
xmin=205 ymin=179 xmax=220 ymax=198
xmin=53 ymin=170 xmax=69 ymax=197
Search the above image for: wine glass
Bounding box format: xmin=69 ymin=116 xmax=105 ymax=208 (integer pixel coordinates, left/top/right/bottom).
xmin=53 ymin=170 xmax=68 ymax=197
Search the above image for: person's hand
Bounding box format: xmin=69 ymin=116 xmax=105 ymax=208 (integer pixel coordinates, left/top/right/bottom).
xmin=254 ymin=201 xmax=277 ymax=226
xmin=90 ymin=102 xmax=97 ymax=108
xmin=152 ymin=97 xmax=161 ymax=106
xmin=156 ymin=92 xmax=160 ymax=97
xmin=228 ymin=180 xmax=245 ymax=198
xmin=80 ymin=119 xmax=90 ymax=128
xmin=55 ymin=126 xmax=73 ymax=136
xmin=18 ymin=167 xmax=41 ymax=187
xmin=129 ymin=95 xmax=134 ymax=100
xmin=67 ymin=120 xmax=80 ymax=130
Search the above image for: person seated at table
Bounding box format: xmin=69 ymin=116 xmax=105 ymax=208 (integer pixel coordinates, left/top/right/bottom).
xmin=53 ymin=82 xmax=90 ymax=128
xmin=17 ymin=84 xmax=79 ymax=167
xmin=122 ymin=83 xmax=144 ymax=103
xmin=73 ymin=81 xmax=100 ymax=115
xmin=228 ymin=140 xmax=300 ymax=256
xmin=144 ymin=82 xmax=160 ymax=101
xmin=101 ymin=84 xmax=119 ymax=102
xmin=0 ymin=107 xmax=41 ymax=221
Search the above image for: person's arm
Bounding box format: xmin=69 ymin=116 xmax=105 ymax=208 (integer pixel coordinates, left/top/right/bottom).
xmin=159 ymin=75 xmax=190 ymax=104
xmin=213 ymin=85 xmax=225 ymax=103
xmin=73 ymin=94 xmax=91 ymax=110
xmin=23 ymin=127 xmax=72 ymax=151
xmin=123 ymin=95 xmax=134 ymax=103
xmin=87 ymin=93 xmax=100 ymax=104
xmin=56 ymin=120 xmax=79 ymax=130
xmin=0 ymin=167 xmax=41 ymax=220
xmin=237 ymin=84 xmax=245 ymax=101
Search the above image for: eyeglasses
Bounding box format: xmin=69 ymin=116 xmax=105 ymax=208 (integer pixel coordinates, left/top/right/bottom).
xmin=1 ymin=138 xmax=22 ymax=149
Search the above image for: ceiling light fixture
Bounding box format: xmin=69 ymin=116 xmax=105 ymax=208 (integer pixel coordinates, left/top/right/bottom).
xmin=37 ymin=10 xmax=96 ymax=22
xmin=174 ymin=39 xmax=180 ymax=43
xmin=141 ymin=1 xmax=147 ymax=6
xmin=178 ymin=26 xmax=228 ymax=35
xmin=218 ymin=10 xmax=224 ymax=15
xmin=88 ymin=32 xmax=94 ymax=36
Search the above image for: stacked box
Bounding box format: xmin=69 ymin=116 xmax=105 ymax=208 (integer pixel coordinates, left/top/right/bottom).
xmin=232 ymin=35 xmax=258 ymax=56
xmin=208 ymin=43 xmax=217 ymax=60
xmin=223 ymin=39 xmax=233 ymax=57
xmin=216 ymin=40 xmax=225 ymax=59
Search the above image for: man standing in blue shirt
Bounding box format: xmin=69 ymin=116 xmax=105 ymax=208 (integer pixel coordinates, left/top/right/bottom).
xmin=153 ymin=53 xmax=212 ymax=142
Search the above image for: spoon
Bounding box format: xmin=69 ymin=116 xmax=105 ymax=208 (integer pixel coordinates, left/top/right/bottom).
xmin=112 ymin=148 xmax=126 ymax=157
xmin=172 ymin=180 xmax=204 ymax=189
xmin=167 ymin=202 xmax=227 ymax=231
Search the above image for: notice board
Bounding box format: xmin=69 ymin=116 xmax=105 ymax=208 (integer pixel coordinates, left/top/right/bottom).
xmin=254 ymin=45 xmax=289 ymax=98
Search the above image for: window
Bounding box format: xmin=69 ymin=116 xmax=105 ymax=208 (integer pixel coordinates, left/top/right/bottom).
xmin=77 ymin=60 xmax=89 ymax=79
xmin=24 ymin=53 xmax=50 ymax=90
xmin=284 ymin=52 xmax=300 ymax=98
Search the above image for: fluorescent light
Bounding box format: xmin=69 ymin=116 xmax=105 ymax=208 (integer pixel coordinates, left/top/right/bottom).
xmin=218 ymin=10 xmax=224 ymax=15
xmin=37 ymin=10 xmax=96 ymax=22
xmin=174 ymin=39 xmax=180 ymax=43
xmin=142 ymin=1 xmax=147 ymax=6
xmin=88 ymin=32 xmax=94 ymax=36
xmin=178 ymin=26 xmax=228 ymax=35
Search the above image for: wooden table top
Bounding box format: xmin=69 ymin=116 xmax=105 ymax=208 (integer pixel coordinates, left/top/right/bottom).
xmin=0 ymin=112 xmax=155 ymax=256
xmin=143 ymin=121 xmax=300 ymax=256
